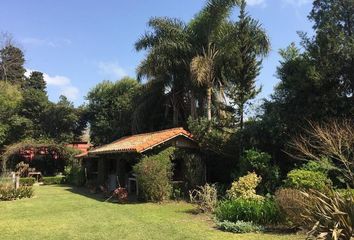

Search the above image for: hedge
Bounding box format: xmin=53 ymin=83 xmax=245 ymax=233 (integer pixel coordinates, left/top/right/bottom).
xmin=42 ymin=176 xmax=65 ymax=185
xmin=20 ymin=177 xmax=36 ymax=186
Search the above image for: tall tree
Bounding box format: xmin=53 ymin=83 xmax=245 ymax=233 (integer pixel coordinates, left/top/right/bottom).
xmin=0 ymin=44 xmax=25 ymax=85
xmin=135 ymin=0 xmax=238 ymax=128
xmin=224 ymin=0 xmax=270 ymax=130
xmin=87 ymin=77 xmax=141 ymax=145
xmin=190 ymin=44 xmax=219 ymax=121
xmin=41 ymin=96 xmax=83 ymax=143
xmin=23 ymin=71 xmax=46 ymax=92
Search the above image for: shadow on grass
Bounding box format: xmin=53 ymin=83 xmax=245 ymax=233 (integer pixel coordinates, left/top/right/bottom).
xmin=60 ymin=185 xmax=144 ymax=204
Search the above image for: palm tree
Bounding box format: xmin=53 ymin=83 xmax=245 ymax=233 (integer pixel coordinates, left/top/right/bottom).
xmin=190 ymin=44 xmax=219 ymax=121
xmin=135 ymin=0 xmax=238 ymax=129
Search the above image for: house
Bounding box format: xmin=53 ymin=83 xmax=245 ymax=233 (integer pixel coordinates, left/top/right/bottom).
xmin=81 ymin=128 xmax=203 ymax=192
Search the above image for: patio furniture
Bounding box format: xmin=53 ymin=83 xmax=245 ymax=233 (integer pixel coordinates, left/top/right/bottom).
xmin=28 ymin=172 xmax=42 ymax=182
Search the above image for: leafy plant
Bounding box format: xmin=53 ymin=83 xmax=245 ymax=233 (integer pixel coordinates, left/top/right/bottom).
xmin=0 ymin=185 xmax=33 ymax=201
xmin=133 ymin=147 xmax=174 ymax=202
xmin=215 ymin=198 xmax=281 ymax=225
xmin=236 ymin=149 xmax=280 ymax=194
xmin=189 ymin=183 xmax=218 ymax=213
xmin=302 ymin=190 xmax=354 ymax=240
xmin=216 ymin=220 xmax=264 ymax=233
xmin=227 ymin=172 xmax=264 ymax=201
xmin=284 ymin=169 xmax=332 ymax=192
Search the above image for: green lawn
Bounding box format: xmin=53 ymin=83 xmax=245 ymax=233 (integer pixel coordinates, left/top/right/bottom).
xmin=0 ymin=185 xmax=303 ymax=240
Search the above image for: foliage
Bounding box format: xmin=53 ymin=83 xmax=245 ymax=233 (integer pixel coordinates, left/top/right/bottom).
xmin=64 ymin=164 xmax=85 ymax=186
xmin=215 ymin=198 xmax=281 ymax=225
xmin=0 ymin=43 xmax=25 ymax=85
xmin=275 ymin=188 xmax=311 ymax=226
xmin=23 ymin=71 xmax=46 ymax=92
xmin=86 ymin=77 xmax=140 ymax=145
xmin=41 ymin=96 xmax=85 ymax=142
xmin=0 ymin=185 xmax=33 ymax=201
xmin=302 ymin=190 xmax=354 ymax=240
xmin=174 ymin=149 xmax=205 ymax=190
xmin=224 ymin=0 xmax=269 ymax=130
xmin=216 ymin=220 xmax=264 ymax=233
xmin=133 ymin=147 xmax=174 ymax=202
xmin=188 ymin=117 xmax=233 ymax=155
xmin=290 ymin=120 xmax=354 ymax=187
xmin=134 ymin=0 xmax=270 ymax=129
xmin=284 ymin=169 xmax=332 ymax=192
xmin=236 ymin=149 xmax=280 ymax=193
xmin=20 ymin=177 xmax=35 ymax=186
xmin=227 ymin=172 xmax=264 ymax=201
xmin=42 ymin=176 xmax=65 ymax=185
xmin=301 ymin=158 xmax=338 ymax=175
xmin=189 ymin=183 xmax=218 ymax=213
xmin=2 ymin=139 xmax=79 ymax=175
xmin=190 ymin=44 xmax=219 ymax=121
xmin=0 ymin=82 xmax=24 ymax=146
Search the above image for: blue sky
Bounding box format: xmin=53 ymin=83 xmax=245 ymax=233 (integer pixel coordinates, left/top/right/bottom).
xmin=0 ymin=0 xmax=313 ymax=106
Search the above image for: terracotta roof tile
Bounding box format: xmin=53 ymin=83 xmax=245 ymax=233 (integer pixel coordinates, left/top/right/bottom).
xmin=89 ymin=127 xmax=194 ymax=155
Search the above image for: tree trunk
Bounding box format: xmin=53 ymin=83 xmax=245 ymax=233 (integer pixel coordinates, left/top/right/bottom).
xmin=206 ymin=86 xmax=212 ymax=121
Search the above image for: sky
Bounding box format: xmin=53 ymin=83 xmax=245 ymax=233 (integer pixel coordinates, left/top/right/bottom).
xmin=0 ymin=0 xmax=313 ymax=106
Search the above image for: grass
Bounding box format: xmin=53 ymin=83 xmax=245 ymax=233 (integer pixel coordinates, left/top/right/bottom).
xmin=0 ymin=185 xmax=303 ymax=240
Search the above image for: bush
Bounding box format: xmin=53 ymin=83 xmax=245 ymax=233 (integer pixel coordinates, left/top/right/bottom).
xmin=133 ymin=147 xmax=174 ymax=202
xmin=302 ymin=190 xmax=354 ymax=240
xmin=236 ymin=149 xmax=281 ymax=194
xmin=275 ymin=188 xmax=311 ymax=226
xmin=0 ymin=185 xmax=33 ymax=201
xmin=64 ymin=165 xmax=85 ymax=186
xmin=227 ymin=172 xmax=264 ymax=201
xmin=189 ymin=183 xmax=218 ymax=213
xmin=284 ymin=169 xmax=332 ymax=192
xmin=20 ymin=177 xmax=36 ymax=186
xmin=215 ymin=198 xmax=281 ymax=225
xmin=42 ymin=176 xmax=65 ymax=185
xmin=216 ymin=220 xmax=264 ymax=233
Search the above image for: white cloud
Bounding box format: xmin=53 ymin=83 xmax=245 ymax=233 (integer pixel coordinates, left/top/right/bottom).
xmin=60 ymin=86 xmax=79 ymax=100
xmin=98 ymin=61 xmax=127 ymax=79
xmin=21 ymin=37 xmax=72 ymax=48
xmin=282 ymin=0 xmax=311 ymax=7
xmin=246 ymin=0 xmax=266 ymax=7
xmin=26 ymin=69 xmax=79 ymax=101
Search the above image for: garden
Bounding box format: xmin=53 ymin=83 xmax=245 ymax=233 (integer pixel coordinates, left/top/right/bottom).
xmin=1 ymin=0 xmax=353 ymax=239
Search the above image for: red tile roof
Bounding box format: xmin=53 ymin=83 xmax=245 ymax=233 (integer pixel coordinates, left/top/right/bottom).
xmin=66 ymin=142 xmax=92 ymax=158
xmin=89 ymin=127 xmax=194 ymax=155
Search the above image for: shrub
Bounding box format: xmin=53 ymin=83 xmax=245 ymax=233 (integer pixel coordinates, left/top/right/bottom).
xmin=133 ymin=147 xmax=174 ymax=202
xmin=227 ymin=172 xmax=264 ymax=201
xmin=0 ymin=185 xmax=33 ymax=201
xmin=20 ymin=177 xmax=36 ymax=186
xmin=64 ymin=165 xmax=85 ymax=186
xmin=275 ymin=188 xmax=312 ymax=226
xmin=215 ymin=198 xmax=281 ymax=225
xmin=234 ymin=149 xmax=281 ymax=194
xmin=284 ymin=169 xmax=332 ymax=192
xmin=216 ymin=220 xmax=264 ymax=233
xmin=189 ymin=183 xmax=218 ymax=213
xmin=302 ymin=190 xmax=354 ymax=240
xmin=174 ymin=149 xmax=205 ymax=191
xmin=42 ymin=176 xmax=65 ymax=185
